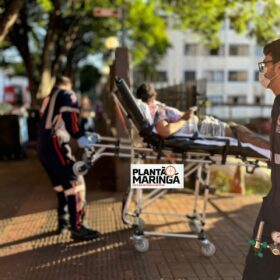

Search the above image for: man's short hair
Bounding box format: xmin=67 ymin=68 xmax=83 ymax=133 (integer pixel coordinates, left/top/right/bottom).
xmin=55 ymin=76 xmax=72 ymax=87
xmin=264 ymin=39 xmax=280 ymax=62
xmin=136 ymin=82 xmax=156 ymax=102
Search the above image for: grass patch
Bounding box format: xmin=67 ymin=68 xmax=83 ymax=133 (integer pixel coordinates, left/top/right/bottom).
xmin=210 ymin=170 xmax=231 ymax=193
xmin=211 ymin=170 xmax=271 ymax=195
xmin=245 ymin=175 xmax=271 ymax=195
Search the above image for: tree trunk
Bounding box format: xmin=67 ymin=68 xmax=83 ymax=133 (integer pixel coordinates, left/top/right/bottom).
xmin=51 ymin=19 xmax=80 ymax=78
xmin=9 ymin=7 xmax=39 ymax=106
xmin=11 ymin=37 xmax=38 ymax=106
xmin=37 ymin=17 xmax=80 ymax=98
xmin=23 ymin=51 xmax=39 ymax=106
xmin=36 ymin=8 xmax=60 ymax=99
xmin=0 ymin=0 xmax=24 ymax=44
xmin=64 ymin=46 xmax=75 ymax=80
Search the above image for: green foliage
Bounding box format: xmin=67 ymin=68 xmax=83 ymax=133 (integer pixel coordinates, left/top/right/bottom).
xmin=2 ymin=0 xmax=280 ymax=100
xmin=125 ymin=0 xmax=170 ymax=66
xmin=211 ymin=169 xmax=271 ymax=195
xmin=0 ymin=0 xmax=170 ymax=79
xmin=13 ymin=63 xmax=26 ymax=76
xmin=161 ymin=0 xmax=280 ymax=47
xmin=36 ymin=0 xmax=53 ymax=12
xmin=245 ymin=175 xmax=271 ymax=195
xmin=160 ymin=0 xmax=227 ymax=48
xmin=211 ymin=170 xmax=232 ymax=193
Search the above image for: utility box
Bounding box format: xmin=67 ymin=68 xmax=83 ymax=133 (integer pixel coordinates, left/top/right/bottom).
xmin=0 ymin=114 xmax=29 ymax=158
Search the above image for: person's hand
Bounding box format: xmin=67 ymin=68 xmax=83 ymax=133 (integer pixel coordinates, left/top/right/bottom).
xmin=77 ymin=133 xmax=101 ymax=148
xmin=181 ymin=110 xmax=193 ymax=121
xmin=88 ymin=132 xmax=101 ymax=143
xmin=77 ymin=136 xmax=94 ymax=148
xmin=181 ymin=106 xmax=197 ymax=121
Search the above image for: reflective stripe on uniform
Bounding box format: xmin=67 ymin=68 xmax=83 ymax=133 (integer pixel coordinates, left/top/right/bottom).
xmin=60 ymin=106 xmax=79 ymax=113
xmin=52 ymin=136 xmax=66 ymax=165
xmin=45 ymin=89 xmax=60 ymax=129
xmin=71 ymin=112 xmax=79 ymax=133
xmin=274 ymin=153 xmax=280 ymax=164
xmin=54 ymin=114 xmax=62 ymax=130
xmin=54 ymin=185 xmax=64 ymax=192
xmin=64 ymin=181 xmax=85 ymax=196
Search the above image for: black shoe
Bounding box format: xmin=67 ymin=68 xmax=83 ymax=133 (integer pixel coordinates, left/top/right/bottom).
xmin=56 ymin=217 xmax=71 ymax=234
xmin=56 ymin=225 xmax=71 ymax=234
xmin=71 ymin=225 xmax=101 ymax=241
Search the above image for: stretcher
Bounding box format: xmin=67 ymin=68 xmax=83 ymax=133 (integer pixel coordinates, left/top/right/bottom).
xmin=73 ymin=77 xmax=270 ymax=257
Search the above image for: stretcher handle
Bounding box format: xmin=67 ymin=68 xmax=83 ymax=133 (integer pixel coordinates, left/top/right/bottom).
xmin=245 ymin=160 xmax=259 ymax=174
xmin=256 ymin=221 xmax=264 ymax=242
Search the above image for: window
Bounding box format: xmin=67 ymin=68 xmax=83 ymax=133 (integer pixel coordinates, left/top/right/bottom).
xmin=255 ymin=96 xmax=264 ymax=104
xmin=153 ymin=71 xmax=167 ymax=82
xmin=227 ymin=95 xmax=247 ymax=104
xmin=208 ymin=45 xmax=224 ymax=56
xmin=184 ymin=71 xmax=196 ymax=81
xmin=229 ymin=44 xmax=249 ymax=56
xmin=205 ymin=70 xmax=224 ymax=82
xmin=208 ymin=95 xmax=223 ymax=103
xmin=228 ymin=71 xmax=248 ymax=82
xmin=184 ymin=44 xmax=198 ymax=56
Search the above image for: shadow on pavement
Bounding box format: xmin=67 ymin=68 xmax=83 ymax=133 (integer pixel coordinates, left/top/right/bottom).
xmin=0 ymin=148 xmax=263 ymax=279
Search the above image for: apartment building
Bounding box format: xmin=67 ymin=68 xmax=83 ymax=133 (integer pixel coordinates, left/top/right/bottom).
xmin=153 ymin=19 xmax=274 ymax=119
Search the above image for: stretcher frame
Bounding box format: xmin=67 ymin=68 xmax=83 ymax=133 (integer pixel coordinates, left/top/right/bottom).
xmin=74 ymin=78 xmax=269 ymax=256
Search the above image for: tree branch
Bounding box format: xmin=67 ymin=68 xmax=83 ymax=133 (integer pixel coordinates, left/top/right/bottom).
xmin=9 ymin=5 xmax=39 ymax=104
xmin=0 ymin=0 xmax=24 ymax=44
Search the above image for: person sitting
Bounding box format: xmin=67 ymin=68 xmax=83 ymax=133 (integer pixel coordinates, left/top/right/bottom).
xmin=136 ymin=82 xmax=270 ymax=151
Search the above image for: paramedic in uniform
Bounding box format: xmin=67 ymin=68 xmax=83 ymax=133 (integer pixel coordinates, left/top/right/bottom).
xmin=243 ymin=39 xmax=280 ymax=279
xmin=38 ymin=76 xmax=101 ymax=241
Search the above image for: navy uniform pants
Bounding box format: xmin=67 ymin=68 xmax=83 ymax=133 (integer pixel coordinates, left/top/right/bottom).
xmin=39 ymin=139 xmax=86 ymax=231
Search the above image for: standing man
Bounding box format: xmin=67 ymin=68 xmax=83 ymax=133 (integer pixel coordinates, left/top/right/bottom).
xmin=38 ymin=76 xmax=101 ymax=241
xmin=243 ymin=39 xmax=280 ymax=279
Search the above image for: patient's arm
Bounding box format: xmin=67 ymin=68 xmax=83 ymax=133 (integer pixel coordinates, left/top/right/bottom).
xmin=155 ymin=119 xmax=187 ymax=138
xmin=225 ymin=124 xmax=270 ymax=150
xmin=181 ymin=110 xmax=195 ymax=120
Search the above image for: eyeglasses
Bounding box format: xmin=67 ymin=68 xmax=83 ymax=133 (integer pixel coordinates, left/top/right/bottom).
xmin=258 ymin=60 xmax=274 ymax=72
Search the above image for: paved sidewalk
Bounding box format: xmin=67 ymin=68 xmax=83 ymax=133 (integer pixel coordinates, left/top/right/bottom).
xmin=0 ymin=149 xmax=263 ymax=280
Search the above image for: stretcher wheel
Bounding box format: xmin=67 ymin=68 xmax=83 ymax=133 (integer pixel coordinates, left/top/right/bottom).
xmin=73 ymin=161 xmax=88 ymax=176
xmin=201 ymin=241 xmax=216 ymax=257
xmin=134 ymin=237 xmax=149 ymax=253
xmin=82 ymin=153 xmax=89 ymax=163
xmin=270 ymin=243 xmax=280 ymax=255
xmin=188 ymin=220 xmax=200 ymax=233
xmin=135 ymin=218 xmax=145 ymax=231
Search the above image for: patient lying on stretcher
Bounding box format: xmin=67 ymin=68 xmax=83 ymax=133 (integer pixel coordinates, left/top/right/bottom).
xmin=136 ymin=83 xmax=270 ymax=151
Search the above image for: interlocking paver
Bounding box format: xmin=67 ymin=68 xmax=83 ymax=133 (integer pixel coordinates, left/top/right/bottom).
xmin=0 ymin=149 xmax=264 ymax=279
